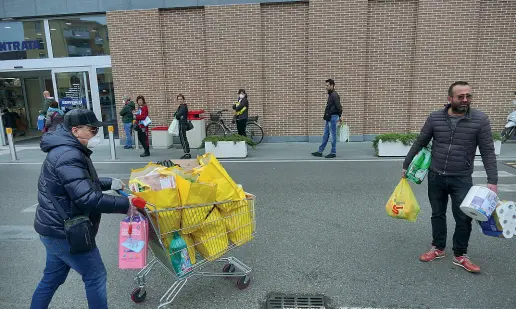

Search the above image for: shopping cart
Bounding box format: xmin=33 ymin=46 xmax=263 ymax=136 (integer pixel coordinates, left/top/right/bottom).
xmin=120 ymin=191 xmax=256 ymax=308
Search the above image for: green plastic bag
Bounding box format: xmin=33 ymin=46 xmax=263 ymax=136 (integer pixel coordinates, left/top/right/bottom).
xmin=406 ymin=147 xmax=431 ymax=185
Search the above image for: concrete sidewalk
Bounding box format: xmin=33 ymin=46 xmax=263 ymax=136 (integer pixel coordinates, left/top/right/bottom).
xmin=1 ymin=140 xmax=515 ymax=163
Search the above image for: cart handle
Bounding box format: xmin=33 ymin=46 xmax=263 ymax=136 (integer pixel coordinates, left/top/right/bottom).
xmin=117 ymin=190 xmax=146 ymax=209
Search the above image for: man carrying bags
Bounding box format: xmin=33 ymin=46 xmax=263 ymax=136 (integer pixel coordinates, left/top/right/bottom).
xmin=402 ymin=81 xmax=498 ymax=273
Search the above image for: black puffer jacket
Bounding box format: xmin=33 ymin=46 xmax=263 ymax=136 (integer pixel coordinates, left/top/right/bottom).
xmin=403 ymin=106 xmax=498 ymax=185
xmin=35 ymin=124 xmax=130 ymax=239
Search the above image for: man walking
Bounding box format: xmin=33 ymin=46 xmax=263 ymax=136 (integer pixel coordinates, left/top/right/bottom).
xmin=402 ymin=81 xmax=498 ymax=273
xmin=312 ymin=79 xmax=342 ymax=158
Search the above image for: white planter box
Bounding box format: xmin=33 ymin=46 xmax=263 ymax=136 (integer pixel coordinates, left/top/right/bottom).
xmin=377 ymin=140 xmax=412 ymax=157
xmin=205 ymin=141 xmax=247 ymax=158
xmin=476 ymin=141 xmax=501 ymax=156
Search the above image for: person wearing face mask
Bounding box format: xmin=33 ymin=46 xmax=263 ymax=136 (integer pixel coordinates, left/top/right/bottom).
xmin=31 ymin=109 xmax=137 ymax=309
xmin=402 ymin=81 xmax=498 ymax=273
xmin=233 ymin=89 xmax=249 ymax=136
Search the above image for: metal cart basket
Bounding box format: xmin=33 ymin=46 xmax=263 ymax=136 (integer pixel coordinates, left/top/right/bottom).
xmin=130 ymin=194 xmax=256 ymax=308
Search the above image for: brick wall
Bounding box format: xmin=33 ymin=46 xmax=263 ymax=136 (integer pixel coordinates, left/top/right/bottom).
xmin=308 ymin=0 xmax=368 ymax=140
xmin=107 ymin=1 xmax=516 ymax=142
xmin=365 ymin=0 xmax=417 ymax=134
xmin=262 ymin=2 xmax=309 ymax=138
xmin=204 ymin=4 xmax=264 ymax=129
xmin=107 ymin=9 xmax=167 ymax=141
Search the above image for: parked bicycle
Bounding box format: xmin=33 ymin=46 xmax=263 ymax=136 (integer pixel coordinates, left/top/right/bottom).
xmin=206 ymin=109 xmax=264 ymax=145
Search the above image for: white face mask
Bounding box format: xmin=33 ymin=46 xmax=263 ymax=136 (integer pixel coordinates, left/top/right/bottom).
xmin=87 ymin=135 xmax=102 ymax=149
xmin=239 ymin=93 xmax=245 ymax=99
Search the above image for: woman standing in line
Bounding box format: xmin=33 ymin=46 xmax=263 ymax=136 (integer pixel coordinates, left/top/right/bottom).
xmin=233 ymin=89 xmax=249 ymax=136
xmin=174 ymin=94 xmax=191 ymax=159
xmin=134 ymin=95 xmax=150 ymax=157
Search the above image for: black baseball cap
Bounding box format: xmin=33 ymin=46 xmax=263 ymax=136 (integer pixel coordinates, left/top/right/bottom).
xmin=64 ymin=109 xmax=108 ymax=128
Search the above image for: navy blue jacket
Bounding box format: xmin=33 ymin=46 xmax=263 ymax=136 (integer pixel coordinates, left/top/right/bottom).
xmin=34 ymin=124 xmax=130 ymax=239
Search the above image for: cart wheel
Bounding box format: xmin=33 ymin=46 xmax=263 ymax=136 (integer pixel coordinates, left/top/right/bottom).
xmin=236 ymin=275 xmax=251 ymax=290
xmin=222 ymin=263 xmax=236 ymax=273
xmin=131 ymin=287 xmax=147 ymax=303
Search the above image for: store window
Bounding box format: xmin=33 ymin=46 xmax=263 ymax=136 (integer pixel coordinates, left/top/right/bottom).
xmin=49 ymin=16 xmax=109 ymax=58
xmin=0 ymin=20 xmax=48 ymax=60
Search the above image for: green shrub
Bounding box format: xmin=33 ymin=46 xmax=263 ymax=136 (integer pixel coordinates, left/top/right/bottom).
xmin=202 ymin=134 xmax=256 ymax=149
xmin=372 ymin=133 xmax=419 ymax=155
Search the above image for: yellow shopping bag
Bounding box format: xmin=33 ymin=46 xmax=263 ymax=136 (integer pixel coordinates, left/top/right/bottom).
xmin=192 ymin=207 xmax=228 ymax=261
xmin=221 ymin=194 xmax=254 ymax=246
xmin=175 ymin=175 xmax=217 ymax=234
xmin=195 ymin=153 xmax=246 ymax=211
xmin=385 ymin=178 xmax=420 ymax=222
xmin=135 ymin=188 xmax=182 ymax=235
xmin=130 ymin=163 xmax=182 ymax=235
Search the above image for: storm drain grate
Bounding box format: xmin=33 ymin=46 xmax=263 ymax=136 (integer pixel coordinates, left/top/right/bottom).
xmin=266 ymin=293 xmax=327 ymax=309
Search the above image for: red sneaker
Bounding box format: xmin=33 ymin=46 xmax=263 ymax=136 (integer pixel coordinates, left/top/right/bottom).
xmin=453 ymin=255 xmax=480 ymax=273
xmin=419 ymin=246 xmax=446 ymax=262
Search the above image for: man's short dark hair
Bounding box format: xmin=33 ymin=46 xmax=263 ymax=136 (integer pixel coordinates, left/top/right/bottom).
xmin=325 ymin=79 xmax=335 ymax=86
xmin=448 ymin=81 xmax=469 ymax=97
xmin=177 ymin=94 xmax=185 ymax=100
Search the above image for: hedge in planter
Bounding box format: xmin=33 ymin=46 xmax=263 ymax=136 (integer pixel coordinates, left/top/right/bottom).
xmin=373 ymin=132 xmax=502 ymax=156
xmin=202 ymin=134 xmax=257 ymax=149
xmin=372 ymin=133 xmax=419 ymax=156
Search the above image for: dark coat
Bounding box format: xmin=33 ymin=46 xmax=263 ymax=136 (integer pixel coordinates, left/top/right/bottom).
xmin=403 ymin=106 xmax=498 ymax=184
xmin=34 ymin=124 xmax=130 ymax=239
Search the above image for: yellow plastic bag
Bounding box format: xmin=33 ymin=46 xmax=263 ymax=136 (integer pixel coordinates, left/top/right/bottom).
xmin=192 ymin=207 xmax=228 ymax=261
xmin=385 ymin=178 xmax=420 ymax=222
xmin=130 ymin=163 xmax=182 ymax=235
xmin=176 ymin=175 xmax=217 ymax=234
xmin=221 ymin=194 xmax=254 ymax=246
xmin=136 ymin=188 xmax=182 ymax=235
xmin=195 ymin=154 xmax=246 ymax=211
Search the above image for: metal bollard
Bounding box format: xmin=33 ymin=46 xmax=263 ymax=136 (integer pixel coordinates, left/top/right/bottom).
xmin=6 ymin=128 xmax=18 ymax=161
xmin=133 ymin=121 xmax=139 ymax=150
xmin=108 ymin=126 xmax=116 ymax=160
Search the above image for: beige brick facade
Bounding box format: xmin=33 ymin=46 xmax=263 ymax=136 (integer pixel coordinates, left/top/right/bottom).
xmin=107 ymin=0 xmax=516 ymax=142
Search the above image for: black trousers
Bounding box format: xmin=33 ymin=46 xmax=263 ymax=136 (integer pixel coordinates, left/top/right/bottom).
xmin=136 ymin=127 xmax=150 ymax=153
xmin=236 ymin=118 xmax=247 ymax=137
xmin=427 ymin=170 xmax=473 ymax=256
xmin=179 ymin=124 xmax=190 ymax=154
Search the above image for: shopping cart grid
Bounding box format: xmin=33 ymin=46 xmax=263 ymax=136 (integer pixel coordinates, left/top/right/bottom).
xmin=129 ymin=195 xmax=256 ymax=308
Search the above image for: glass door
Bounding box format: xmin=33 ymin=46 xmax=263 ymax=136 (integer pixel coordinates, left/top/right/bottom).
xmin=95 ymin=67 xmax=118 ymax=139
xmin=52 ymin=68 xmax=92 ymax=112
xmin=52 ymin=67 xmax=105 ymax=142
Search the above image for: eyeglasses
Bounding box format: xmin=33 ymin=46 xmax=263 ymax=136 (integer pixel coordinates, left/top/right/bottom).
xmin=456 ymin=94 xmax=473 ymax=101
xmin=79 ymin=126 xmax=99 ymax=135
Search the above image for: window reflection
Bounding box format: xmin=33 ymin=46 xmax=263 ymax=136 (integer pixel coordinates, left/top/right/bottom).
xmin=97 ymin=68 xmax=118 ymax=139
xmin=49 ymin=16 xmax=109 ymax=58
xmin=0 ymin=20 xmax=48 ymax=60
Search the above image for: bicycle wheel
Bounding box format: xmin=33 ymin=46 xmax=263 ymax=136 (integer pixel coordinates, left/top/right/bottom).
xmin=501 ymin=127 xmax=515 ymax=143
xmin=246 ymin=122 xmax=264 ymax=145
xmin=206 ymin=122 xmax=226 ymax=138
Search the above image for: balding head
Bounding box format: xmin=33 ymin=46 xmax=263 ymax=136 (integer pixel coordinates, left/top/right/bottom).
xmin=43 ymin=91 xmax=50 ymax=98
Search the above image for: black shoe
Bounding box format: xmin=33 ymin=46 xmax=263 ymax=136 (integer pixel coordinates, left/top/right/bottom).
xmin=325 ymin=153 xmax=336 ymax=158
xmin=140 ymin=152 xmax=150 ymax=157
xmin=311 ymin=152 xmax=323 ymax=157
xmin=180 ymin=153 xmax=192 ymax=159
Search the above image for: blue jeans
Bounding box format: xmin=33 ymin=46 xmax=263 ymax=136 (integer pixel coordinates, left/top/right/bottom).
xmin=30 ymin=236 xmax=108 ymax=309
xmin=124 ymin=122 xmax=133 ymax=147
xmin=318 ymin=115 xmax=339 ymax=154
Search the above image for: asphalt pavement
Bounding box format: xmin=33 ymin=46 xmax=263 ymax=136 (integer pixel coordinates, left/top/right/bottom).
xmin=1 ymin=142 xmax=516 ymax=309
